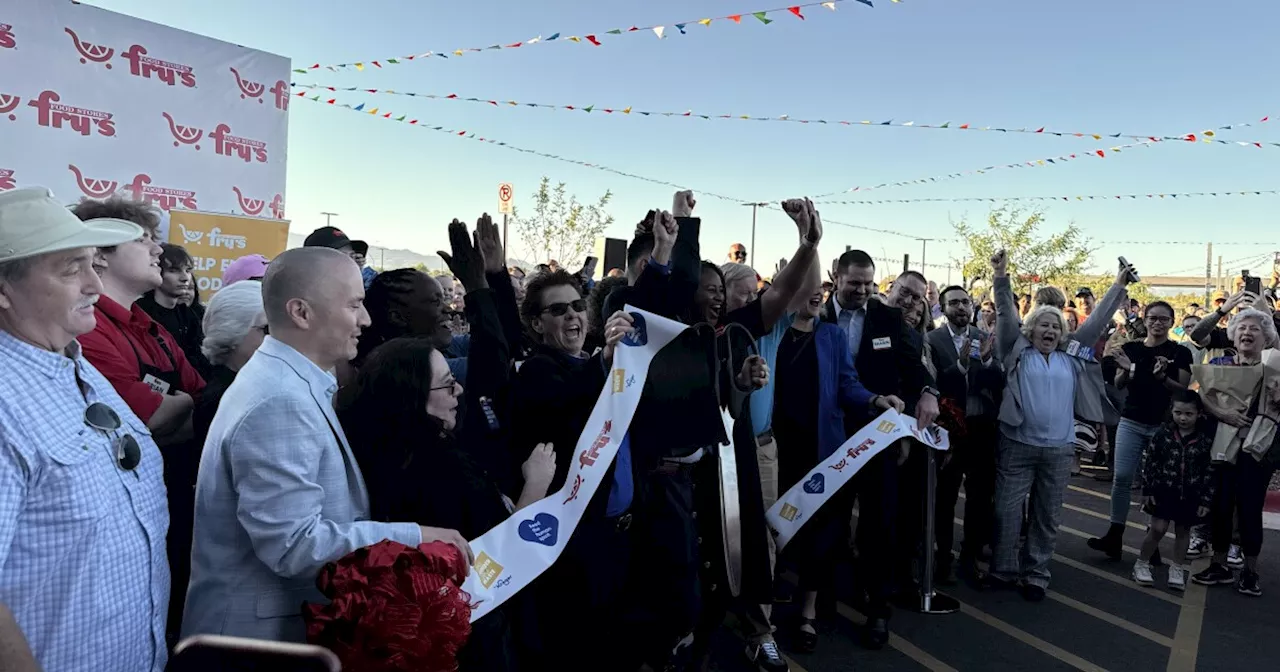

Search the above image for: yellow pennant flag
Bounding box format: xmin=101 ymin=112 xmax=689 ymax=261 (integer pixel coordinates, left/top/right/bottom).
xmin=622 ymin=106 xmax=632 ymax=114
xmin=568 ymin=36 xmax=582 ymax=43
xmin=368 ymin=107 xmax=378 ymax=115
xmin=699 ymin=18 xmax=712 ymax=26
xmin=354 ymin=62 xmax=365 ymax=71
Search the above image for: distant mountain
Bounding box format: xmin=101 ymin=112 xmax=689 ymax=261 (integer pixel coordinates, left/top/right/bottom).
xmin=285 ymin=233 xmax=533 ymax=273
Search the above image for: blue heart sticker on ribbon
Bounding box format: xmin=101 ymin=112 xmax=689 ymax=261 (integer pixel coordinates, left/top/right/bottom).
xmin=621 ymin=312 xmax=648 ymax=347
xmin=803 ymin=473 xmax=825 ymax=494
xmin=518 ymin=513 xmax=559 ymax=546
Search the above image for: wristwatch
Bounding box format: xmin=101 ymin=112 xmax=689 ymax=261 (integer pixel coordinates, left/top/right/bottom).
xmin=921 ymin=386 xmax=940 ymax=399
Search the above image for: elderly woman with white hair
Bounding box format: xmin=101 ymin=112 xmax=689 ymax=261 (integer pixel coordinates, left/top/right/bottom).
xmin=986 ymin=250 xmax=1135 ymax=600
xmin=192 ymin=280 xmax=268 ymax=441
xmin=1192 ymin=307 xmax=1280 ymax=596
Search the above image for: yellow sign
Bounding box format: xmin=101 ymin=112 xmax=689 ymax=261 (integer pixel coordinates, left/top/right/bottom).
xmin=474 ymin=551 xmax=505 ymax=589
xmin=168 ymin=209 xmax=289 ymax=295
xmin=612 ymin=369 xmax=626 ymax=393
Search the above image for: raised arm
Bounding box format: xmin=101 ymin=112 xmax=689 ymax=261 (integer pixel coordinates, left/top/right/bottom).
xmin=758 ymin=198 xmax=822 ymax=330
xmin=990 ymin=249 xmax=1022 ymax=357
xmin=1076 ymin=259 xmax=1138 ymax=346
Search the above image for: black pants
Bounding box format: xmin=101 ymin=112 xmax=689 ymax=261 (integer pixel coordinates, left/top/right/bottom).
xmin=851 ymin=451 xmax=899 ymax=619
xmin=1210 ymin=453 xmax=1275 ymax=558
xmin=936 ymin=420 xmax=998 ymax=559
xmin=160 ymin=440 xmax=200 ymax=648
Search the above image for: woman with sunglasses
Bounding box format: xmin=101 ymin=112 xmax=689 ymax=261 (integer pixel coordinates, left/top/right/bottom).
xmin=337 ymin=337 xmax=554 ymax=671
xmin=512 ymin=268 xmax=637 ymax=669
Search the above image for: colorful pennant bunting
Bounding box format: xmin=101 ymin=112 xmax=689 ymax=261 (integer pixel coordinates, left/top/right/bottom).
xmin=292 ymin=0 xmax=856 ymax=75
xmin=290 ymin=83 xmax=1278 ymax=149
xmin=295 ymin=92 xmax=929 ymax=240
xmin=806 ymin=114 xmax=1276 ymax=198
xmin=815 ymin=190 xmax=1280 ymax=205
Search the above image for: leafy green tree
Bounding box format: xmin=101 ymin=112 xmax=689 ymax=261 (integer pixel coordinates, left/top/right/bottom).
xmin=511 ymin=177 xmax=614 ymax=268
xmin=954 ymin=206 xmax=1094 ymax=294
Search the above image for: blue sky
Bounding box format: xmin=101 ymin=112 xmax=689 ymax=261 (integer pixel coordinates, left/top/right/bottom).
xmin=90 ymin=0 xmax=1279 ymax=280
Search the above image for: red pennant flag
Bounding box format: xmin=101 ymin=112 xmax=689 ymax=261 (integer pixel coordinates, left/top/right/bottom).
xmin=729 ymin=15 xmax=742 ymax=23
xmin=1096 ymin=150 xmax=1105 ymax=157
xmin=409 ymin=120 xmax=418 ymax=124
xmin=1185 ymin=134 xmax=1196 ymax=142
xmin=294 ymin=91 xmax=305 ymax=97
xmin=383 ymin=112 xmax=391 ymax=118
xmin=959 ymin=123 xmax=969 ymax=129
xmin=372 ymin=61 xmax=382 ymax=68
xmin=506 ymin=42 xmax=523 ymax=48
xmin=458 ymin=131 xmax=466 ymax=136
xmin=366 ymin=89 xmax=377 ymax=93
xmin=789 ymin=6 xmax=805 ymax=19
xmin=309 ymin=63 xmax=320 ymax=69
xmin=585 ymin=35 xmax=602 ymax=45
xmin=1035 ymin=127 xmax=1044 ymax=133
xmin=487 ymin=100 xmax=498 ymax=106
xmin=566 ymin=105 xmax=576 ymax=110
xmin=628 ymin=26 xmax=639 ymax=32
xmin=326 ymin=98 xmax=336 ymax=104
xmin=446 ymin=94 xmax=458 ymax=99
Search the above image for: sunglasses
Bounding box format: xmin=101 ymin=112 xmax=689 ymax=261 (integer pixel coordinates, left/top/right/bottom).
xmin=540 ymin=299 xmax=587 ymax=317
xmin=84 ymin=402 xmax=142 ymax=472
xmin=732 ymin=251 xmax=747 ymax=260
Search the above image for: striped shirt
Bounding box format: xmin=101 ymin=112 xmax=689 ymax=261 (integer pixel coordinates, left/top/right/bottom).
xmin=0 ymin=330 xmax=170 ymax=672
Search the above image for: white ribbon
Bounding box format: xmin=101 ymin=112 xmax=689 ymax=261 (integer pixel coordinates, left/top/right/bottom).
xmin=462 ymin=306 xmax=687 ymax=622
xmin=766 ymin=408 xmax=950 ymax=551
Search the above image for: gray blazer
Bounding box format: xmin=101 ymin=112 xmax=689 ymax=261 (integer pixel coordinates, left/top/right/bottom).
xmin=994 ymin=276 xmax=1126 ymax=429
xmin=181 ymin=337 xmax=421 ymax=642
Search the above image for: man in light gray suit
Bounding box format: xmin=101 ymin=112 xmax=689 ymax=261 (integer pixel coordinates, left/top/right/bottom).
xmin=182 ymin=247 xmax=471 ymax=642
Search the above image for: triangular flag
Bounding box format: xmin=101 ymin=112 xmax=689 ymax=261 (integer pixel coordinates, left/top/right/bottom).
xmin=372 ymin=61 xmax=382 ymax=68
xmin=607 ymin=29 xmax=622 ymax=35
xmin=547 ymin=33 xmax=560 ymax=40
xmin=789 ymin=6 xmax=805 ymax=19
xmin=585 ymin=35 xmax=601 ymax=46
xmin=675 ymin=23 xmax=687 ymax=34
xmin=354 ymin=62 xmax=365 ymax=71
xmin=654 ymin=26 xmax=665 ymax=38
xmin=699 ymin=18 xmax=712 ymax=26
xmin=584 ymin=105 xmax=594 ymax=113
xmin=822 ymin=1 xmax=837 ymax=9
xmin=354 ymin=103 xmax=365 ymax=111
xmin=856 ymin=0 xmax=873 ymax=6
xmin=729 ymin=15 xmax=742 ymax=23
xmin=753 ymin=12 xmax=772 ymax=24
xmin=567 ymin=36 xmax=581 ymax=43
xmin=368 ymin=107 xmax=378 ymax=115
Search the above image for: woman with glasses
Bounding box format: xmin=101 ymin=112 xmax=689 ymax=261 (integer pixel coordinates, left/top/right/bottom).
xmin=337 ymin=338 xmax=554 ymax=671
xmin=1088 ymin=300 xmax=1192 ymax=559
xmin=193 ymin=281 xmax=268 ymax=442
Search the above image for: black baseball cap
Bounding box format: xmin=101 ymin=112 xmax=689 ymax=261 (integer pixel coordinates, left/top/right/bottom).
xmin=1075 ymin=287 xmax=1094 ymax=298
xmin=351 ymin=240 xmax=369 ymax=255
xmin=304 ymin=225 xmax=364 ymax=251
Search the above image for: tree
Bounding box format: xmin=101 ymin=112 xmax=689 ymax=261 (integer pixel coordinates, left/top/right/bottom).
xmin=511 ymin=177 xmax=614 ymax=268
xmin=954 ymin=206 xmax=1094 ymax=295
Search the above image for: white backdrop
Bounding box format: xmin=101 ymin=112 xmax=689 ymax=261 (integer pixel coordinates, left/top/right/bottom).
xmin=0 ymin=0 xmax=289 ymax=236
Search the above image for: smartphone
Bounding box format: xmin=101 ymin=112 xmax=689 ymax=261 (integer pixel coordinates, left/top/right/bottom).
xmin=1244 ymin=270 xmax=1262 ymax=295
xmin=582 ymin=255 xmax=599 ymax=278
xmin=1118 ymin=256 xmax=1140 ymax=283
xmin=167 ymin=635 xmax=341 ymax=672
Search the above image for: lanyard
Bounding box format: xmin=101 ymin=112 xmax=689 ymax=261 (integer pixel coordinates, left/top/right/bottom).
xmin=103 ymin=310 xmax=179 ymax=378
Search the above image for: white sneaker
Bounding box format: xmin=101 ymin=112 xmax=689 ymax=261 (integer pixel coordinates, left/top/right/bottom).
xmin=1168 ymin=564 xmax=1188 ymax=591
xmin=1186 ymin=536 xmax=1208 ymax=559
xmin=1227 ymin=544 xmax=1245 ymax=569
xmin=1133 ymin=559 xmax=1155 ymax=586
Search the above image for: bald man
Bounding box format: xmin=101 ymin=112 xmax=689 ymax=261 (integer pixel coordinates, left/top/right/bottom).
xmin=182 ymin=247 xmax=470 ymax=642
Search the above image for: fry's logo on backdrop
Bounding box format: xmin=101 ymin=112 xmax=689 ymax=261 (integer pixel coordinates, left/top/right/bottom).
xmin=209 ymin=123 xmax=268 ymax=163
xmin=68 ymin=164 xmax=119 ymax=199
xmin=28 ymin=90 xmax=115 ymax=137
xmin=271 ymin=80 xmax=289 ymax=111
xmin=0 ymin=169 xmax=16 ymax=191
xmin=231 ymin=68 xmax=289 ymax=111
xmin=162 ymin=112 xmax=204 ymax=150
xmin=66 ymin=28 xmax=197 ymax=87
xmin=0 ymin=23 xmax=17 ymax=50
xmin=235 ymin=187 xmax=289 ymax=221
xmin=269 ymin=193 xmax=285 ymax=219
xmin=123 ymin=174 xmax=198 ymax=211
xmin=0 ymin=93 xmax=19 ymax=121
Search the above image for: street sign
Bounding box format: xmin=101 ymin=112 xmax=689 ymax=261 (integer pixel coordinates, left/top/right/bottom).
xmin=498 ymin=183 xmax=514 ymax=214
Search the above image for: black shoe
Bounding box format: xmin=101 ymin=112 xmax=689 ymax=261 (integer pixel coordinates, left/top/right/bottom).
xmin=794 ymin=618 xmax=818 ymax=654
xmin=1087 ymin=525 xmax=1125 ymax=560
xmin=1235 ymin=570 xmax=1263 ymax=597
xmin=745 ymin=639 xmax=789 ymax=672
xmin=935 ymin=559 xmax=957 ymax=586
xmin=861 ymin=618 xmax=889 ymax=650
xmin=1019 ymin=583 xmax=1046 ymax=602
xmin=1191 ymin=562 xmax=1235 ymax=586
xmin=978 ymin=573 xmax=1015 ymax=591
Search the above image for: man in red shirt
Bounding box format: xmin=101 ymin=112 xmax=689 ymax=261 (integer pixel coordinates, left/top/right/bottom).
xmin=73 ymin=195 xmax=205 ymax=646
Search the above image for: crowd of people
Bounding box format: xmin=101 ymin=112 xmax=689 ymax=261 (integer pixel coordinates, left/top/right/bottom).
xmin=0 ymin=184 xmax=1277 ymax=672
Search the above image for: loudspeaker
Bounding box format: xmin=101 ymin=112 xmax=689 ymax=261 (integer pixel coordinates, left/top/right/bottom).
xmin=593 ymin=236 xmax=628 ymax=279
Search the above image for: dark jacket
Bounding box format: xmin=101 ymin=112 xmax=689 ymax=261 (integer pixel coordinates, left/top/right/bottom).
xmin=1139 ymin=423 xmax=1217 ymax=509
xmin=820 ymin=297 xmax=934 ymax=428
xmin=925 ymin=323 xmax=1002 ymax=421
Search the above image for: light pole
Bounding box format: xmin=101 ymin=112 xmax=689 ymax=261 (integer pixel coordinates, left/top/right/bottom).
xmin=917 ymin=237 xmax=934 ymax=272
xmin=320 ymin=212 xmax=339 ymax=228
xmin=742 ymin=202 xmax=768 ymax=265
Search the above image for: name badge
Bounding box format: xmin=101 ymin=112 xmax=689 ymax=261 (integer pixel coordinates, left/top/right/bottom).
xmin=143 ymin=373 xmax=171 ymax=395
xmin=969 ymin=338 xmax=982 ymax=359
xmin=1066 ymin=340 xmax=1081 ymax=357
xmin=872 ymin=336 xmax=892 ymax=351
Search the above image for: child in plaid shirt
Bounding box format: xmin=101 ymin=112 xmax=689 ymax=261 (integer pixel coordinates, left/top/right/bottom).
xmin=1133 ymin=390 xmax=1217 ymax=590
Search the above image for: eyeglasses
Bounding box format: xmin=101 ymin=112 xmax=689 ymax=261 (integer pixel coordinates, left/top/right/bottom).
xmin=540 ymin=299 xmax=587 ymax=317
xmin=256 ymin=324 xmax=270 ymax=335
xmin=1145 ymin=315 xmax=1173 ymax=324
xmin=430 ymin=377 xmax=460 ymax=392
xmin=84 ymin=402 xmax=142 ymax=472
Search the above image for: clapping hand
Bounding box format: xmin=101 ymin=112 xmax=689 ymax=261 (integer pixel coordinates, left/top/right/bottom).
xmin=782 ymin=197 xmax=822 ymax=245
xmin=1152 ymin=355 xmax=1170 ymax=379
xmin=438 ymin=219 xmax=488 ymax=292
xmin=601 ymin=311 xmax=636 ymax=365
xmin=672 ymin=190 xmax=696 ymax=218
xmin=474 ymin=213 xmax=505 ymax=274
xmin=1110 ymin=345 xmax=1133 ymax=372
xmin=521 ymin=443 xmax=556 ymax=491
xmin=990 ymin=249 xmax=1009 ymax=277
xmin=736 ymin=355 xmax=770 ymax=391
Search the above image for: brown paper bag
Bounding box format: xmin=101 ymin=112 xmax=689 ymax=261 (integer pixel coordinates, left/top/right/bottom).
xmin=1193 ymin=362 xmax=1263 ymax=463
xmin=1243 ymin=350 xmax=1280 ymax=459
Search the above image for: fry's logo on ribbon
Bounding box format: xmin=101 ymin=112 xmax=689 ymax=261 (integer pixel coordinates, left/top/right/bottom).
xmin=828 ymin=438 xmax=876 ymax=472
xmin=578 ymin=420 xmax=612 ymax=468
xmin=0 ymin=169 xmax=15 ymax=191
xmin=0 ymin=23 xmax=16 ymax=50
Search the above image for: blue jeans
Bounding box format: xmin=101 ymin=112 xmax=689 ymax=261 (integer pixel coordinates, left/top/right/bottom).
xmin=1110 ymin=418 xmax=1159 ymax=524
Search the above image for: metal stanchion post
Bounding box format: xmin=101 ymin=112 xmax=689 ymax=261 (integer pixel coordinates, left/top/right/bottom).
xmin=914 ymin=445 xmax=959 ymax=614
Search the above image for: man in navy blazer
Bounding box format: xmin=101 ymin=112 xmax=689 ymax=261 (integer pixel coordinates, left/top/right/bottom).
xmin=820 ymin=249 xmax=938 ymax=650
xmin=182 ymin=247 xmax=471 ymax=642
